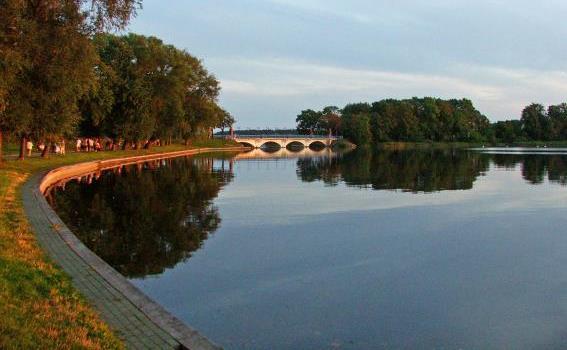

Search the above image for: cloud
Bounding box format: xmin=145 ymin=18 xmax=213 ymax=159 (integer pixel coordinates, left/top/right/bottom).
xmin=129 ymin=0 xmax=567 ymax=127
xmin=214 ymin=57 xmax=567 ymax=123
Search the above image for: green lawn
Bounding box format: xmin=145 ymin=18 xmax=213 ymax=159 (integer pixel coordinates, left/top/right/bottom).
xmin=0 ymin=140 xmax=237 ymax=349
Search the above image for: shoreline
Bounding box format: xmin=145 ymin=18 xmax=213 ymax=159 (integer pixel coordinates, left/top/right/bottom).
xmin=14 ymin=145 xmax=246 ymax=349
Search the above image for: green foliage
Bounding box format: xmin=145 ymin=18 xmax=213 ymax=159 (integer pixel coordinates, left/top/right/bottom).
xmin=296 ymin=98 xmax=567 ymax=145
xmin=521 ymin=103 xmax=550 ymax=141
xmin=0 ymin=0 xmax=140 ymax=159
xmin=298 ymin=99 xmax=491 ymax=145
xmin=296 ymin=109 xmax=323 ymax=134
xmin=76 ymin=33 xmax=230 ymax=145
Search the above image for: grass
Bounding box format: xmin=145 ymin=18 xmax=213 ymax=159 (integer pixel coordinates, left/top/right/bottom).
xmin=2 ymin=142 xmax=19 ymax=156
xmin=0 ymin=139 xmax=238 ymax=349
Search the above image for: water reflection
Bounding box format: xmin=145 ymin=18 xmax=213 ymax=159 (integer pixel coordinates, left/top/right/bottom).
xmin=46 ymin=148 xmax=567 ymax=349
xmin=47 ymin=149 xmax=567 ymax=281
xmin=234 ymin=147 xmax=338 ymax=160
xmin=48 ymin=156 xmax=233 ymax=278
xmin=297 ymin=148 xmax=567 ymax=191
xmin=490 ymin=153 xmax=567 ymax=185
xmin=297 ymin=149 xmax=491 ymax=192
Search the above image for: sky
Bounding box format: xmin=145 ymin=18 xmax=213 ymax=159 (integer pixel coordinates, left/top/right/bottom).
xmin=129 ymin=0 xmax=567 ymax=129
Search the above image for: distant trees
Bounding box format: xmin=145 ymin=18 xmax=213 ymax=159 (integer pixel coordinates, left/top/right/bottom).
xmin=298 ymin=99 xmax=567 ymax=145
xmin=298 ymin=98 xmax=491 ymax=145
xmin=296 ymin=109 xmax=323 ymax=134
xmin=521 ymin=103 xmax=549 ymax=141
xmin=492 ymin=103 xmax=567 ymax=143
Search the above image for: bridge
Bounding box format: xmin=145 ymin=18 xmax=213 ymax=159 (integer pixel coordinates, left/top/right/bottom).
xmin=227 ymin=135 xmax=340 ymax=149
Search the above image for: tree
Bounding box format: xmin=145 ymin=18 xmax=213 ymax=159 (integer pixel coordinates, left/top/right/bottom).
xmin=320 ymin=106 xmax=341 ymax=136
xmin=521 ymin=103 xmax=549 ymax=141
xmin=218 ymin=111 xmax=235 ymax=134
xmin=0 ymin=0 xmax=140 ymax=159
xmin=494 ymin=120 xmax=524 ymax=144
xmin=83 ymin=33 xmax=225 ymax=147
xmin=547 ymin=103 xmax=567 ymax=140
xmin=342 ymin=103 xmax=372 ymax=145
xmin=296 ymin=109 xmax=322 ymax=134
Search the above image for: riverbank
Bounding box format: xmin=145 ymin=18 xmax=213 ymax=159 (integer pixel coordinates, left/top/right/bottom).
xmin=0 ymin=140 xmax=237 ymax=349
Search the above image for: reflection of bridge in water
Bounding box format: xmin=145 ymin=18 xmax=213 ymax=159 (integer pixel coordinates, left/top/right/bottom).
xmin=234 ymin=147 xmax=337 ymax=160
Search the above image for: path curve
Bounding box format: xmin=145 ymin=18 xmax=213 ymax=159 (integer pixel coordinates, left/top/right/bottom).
xmin=23 ymin=147 xmax=247 ymax=349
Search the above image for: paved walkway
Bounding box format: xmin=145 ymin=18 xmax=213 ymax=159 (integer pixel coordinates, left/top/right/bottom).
xmin=23 ymin=169 xmax=221 ymax=349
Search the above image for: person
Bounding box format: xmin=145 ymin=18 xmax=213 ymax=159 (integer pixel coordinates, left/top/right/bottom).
xmin=60 ymin=139 xmax=66 ymax=155
xmin=95 ymin=139 xmax=102 ymax=152
xmin=38 ymin=142 xmax=45 ymax=153
xmin=88 ymin=138 xmax=95 ymax=152
xmin=26 ymin=140 xmax=33 ymax=156
xmin=76 ymin=138 xmax=82 ymax=152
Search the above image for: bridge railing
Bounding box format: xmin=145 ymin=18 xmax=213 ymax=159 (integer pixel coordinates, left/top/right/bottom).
xmin=214 ymin=134 xmax=342 ymax=139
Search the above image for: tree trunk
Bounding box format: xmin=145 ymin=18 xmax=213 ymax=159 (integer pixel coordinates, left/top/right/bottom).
xmin=0 ymin=129 xmax=3 ymax=164
xmin=122 ymin=140 xmax=127 ymax=150
xmin=41 ymin=141 xmax=50 ymax=158
xmin=19 ymin=135 xmax=26 ymax=160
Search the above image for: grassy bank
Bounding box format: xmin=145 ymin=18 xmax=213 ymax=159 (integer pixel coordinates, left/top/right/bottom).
xmin=0 ymin=140 xmax=237 ymax=349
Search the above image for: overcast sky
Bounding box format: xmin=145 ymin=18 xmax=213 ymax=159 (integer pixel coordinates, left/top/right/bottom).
xmin=129 ymin=0 xmax=567 ymax=128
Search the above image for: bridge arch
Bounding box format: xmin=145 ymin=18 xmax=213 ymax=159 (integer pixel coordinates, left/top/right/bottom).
xmin=259 ymin=141 xmax=283 ymax=149
xmin=308 ymin=140 xmax=327 ymax=149
xmin=286 ymin=141 xmax=306 ymax=149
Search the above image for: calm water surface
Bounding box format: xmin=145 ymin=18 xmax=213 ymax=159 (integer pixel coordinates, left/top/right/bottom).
xmin=49 ymin=148 xmax=567 ymax=349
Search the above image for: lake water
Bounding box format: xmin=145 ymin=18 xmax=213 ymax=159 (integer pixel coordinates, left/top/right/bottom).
xmin=48 ymin=147 xmax=567 ymax=349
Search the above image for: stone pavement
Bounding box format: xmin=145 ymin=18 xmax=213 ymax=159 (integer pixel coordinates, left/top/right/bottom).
xmin=22 ymin=161 xmax=224 ymax=349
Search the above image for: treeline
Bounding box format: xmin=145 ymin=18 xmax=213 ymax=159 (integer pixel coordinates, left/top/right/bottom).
xmin=296 ymin=98 xmax=490 ymax=144
xmin=296 ymin=99 xmax=567 ymax=145
xmin=493 ymin=103 xmax=567 ymax=143
xmin=80 ymin=33 xmax=234 ymax=148
xmin=0 ymin=1 xmax=234 ymax=160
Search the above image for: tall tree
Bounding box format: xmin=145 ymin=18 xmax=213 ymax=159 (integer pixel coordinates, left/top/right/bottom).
xmin=296 ymin=109 xmax=322 ymax=134
xmin=521 ymin=103 xmax=549 ymax=141
xmin=0 ymin=0 xmax=140 ymax=159
xmin=547 ymin=103 xmax=567 ymax=140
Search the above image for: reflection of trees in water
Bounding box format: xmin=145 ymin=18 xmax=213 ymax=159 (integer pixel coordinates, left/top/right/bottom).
xmin=48 ymin=157 xmax=233 ymax=278
xmin=297 ymin=149 xmax=491 ymax=192
xmin=299 ymin=150 xmax=567 ymax=191
xmin=491 ymin=154 xmax=567 ymax=185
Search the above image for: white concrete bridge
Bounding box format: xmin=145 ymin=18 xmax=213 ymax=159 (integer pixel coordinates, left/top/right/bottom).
xmin=231 ymin=135 xmax=340 ymax=149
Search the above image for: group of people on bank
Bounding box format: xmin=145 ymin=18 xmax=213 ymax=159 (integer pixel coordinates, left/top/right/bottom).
xmin=75 ymin=138 xmax=104 ymax=152
xmin=22 ymin=137 xmax=164 ymax=158
xmin=25 ymin=140 xmax=66 ymax=156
